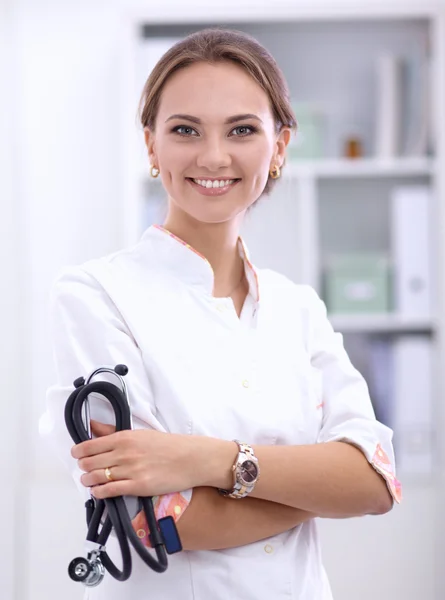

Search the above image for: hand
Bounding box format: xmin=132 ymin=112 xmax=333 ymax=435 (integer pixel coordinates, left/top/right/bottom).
xmin=71 ymin=420 xmax=201 ymax=500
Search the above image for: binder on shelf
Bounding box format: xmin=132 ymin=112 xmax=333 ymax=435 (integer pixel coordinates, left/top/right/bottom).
xmin=368 ymin=336 xmax=394 ymax=429
xmin=390 ymin=185 xmax=432 ymax=317
xmin=391 ymin=336 xmax=434 ymax=474
xmin=375 ymin=54 xmax=403 ymax=158
xmin=402 ymin=56 xmax=432 ymax=157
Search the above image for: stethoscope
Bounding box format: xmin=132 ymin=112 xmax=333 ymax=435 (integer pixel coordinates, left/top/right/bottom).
xmin=64 ymin=364 xmax=182 ymax=587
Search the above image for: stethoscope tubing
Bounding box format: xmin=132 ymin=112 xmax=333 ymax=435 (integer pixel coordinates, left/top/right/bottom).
xmin=64 ymin=373 xmax=168 ymax=582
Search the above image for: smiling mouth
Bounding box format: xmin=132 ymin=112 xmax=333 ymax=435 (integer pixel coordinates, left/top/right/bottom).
xmin=186 ymin=177 xmax=241 ymax=188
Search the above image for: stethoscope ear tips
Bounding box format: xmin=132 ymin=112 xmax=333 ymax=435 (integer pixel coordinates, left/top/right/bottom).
xmin=114 ymin=364 xmax=129 ymax=376
xmin=73 ymin=365 xmax=128 ymax=387
xmin=73 ymin=376 xmax=85 ymax=389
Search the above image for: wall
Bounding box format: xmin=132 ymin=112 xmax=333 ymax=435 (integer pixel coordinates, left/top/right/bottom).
xmin=6 ymin=1 xmax=443 ymax=598
xmin=10 ymin=3 xmax=125 ymax=598
xmin=1 ymin=2 xmax=21 ymax=599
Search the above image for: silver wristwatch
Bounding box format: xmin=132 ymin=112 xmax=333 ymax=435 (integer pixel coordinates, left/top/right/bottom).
xmin=218 ymin=440 xmax=260 ymax=499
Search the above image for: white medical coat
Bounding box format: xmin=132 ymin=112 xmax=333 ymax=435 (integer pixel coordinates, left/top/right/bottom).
xmin=39 ymin=224 xmax=401 ymax=600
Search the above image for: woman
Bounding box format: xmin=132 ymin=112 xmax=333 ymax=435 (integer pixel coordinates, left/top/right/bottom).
xmin=40 ymin=27 xmax=401 ymax=600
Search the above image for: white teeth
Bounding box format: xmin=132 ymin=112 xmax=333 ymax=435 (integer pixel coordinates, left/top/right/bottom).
xmin=192 ymin=178 xmax=236 ymax=188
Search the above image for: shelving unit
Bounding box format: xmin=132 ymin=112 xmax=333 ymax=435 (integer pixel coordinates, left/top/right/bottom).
xmin=328 ymin=313 xmax=436 ymax=333
xmin=286 ymin=156 xmax=436 ymax=178
xmin=139 ymin=156 xmax=435 ymax=182
xmin=120 ymin=5 xmax=445 ymax=599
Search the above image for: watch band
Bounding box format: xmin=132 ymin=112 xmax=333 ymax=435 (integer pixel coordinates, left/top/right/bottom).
xmin=218 ymin=440 xmax=260 ymax=499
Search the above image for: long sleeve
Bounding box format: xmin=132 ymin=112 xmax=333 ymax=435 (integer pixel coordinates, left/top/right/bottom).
xmin=306 ymin=287 xmax=402 ymax=504
xmin=39 ymin=265 xmax=193 ymax=534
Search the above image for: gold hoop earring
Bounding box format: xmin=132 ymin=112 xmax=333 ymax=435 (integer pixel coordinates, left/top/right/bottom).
xmin=150 ymin=165 xmax=160 ymax=178
xmin=269 ymin=165 xmax=281 ymax=179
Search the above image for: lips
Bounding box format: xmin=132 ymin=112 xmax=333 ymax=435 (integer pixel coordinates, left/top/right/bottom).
xmin=186 ymin=177 xmax=241 ymax=196
xmin=186 ymin=177 xmax=241 ymax=182
xmin=186 ymin=177 xmax=241 ymax=189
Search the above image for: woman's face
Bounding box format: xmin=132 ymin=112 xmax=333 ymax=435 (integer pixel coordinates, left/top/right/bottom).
xmin=144 ymin=61 xmax=290 ymax=225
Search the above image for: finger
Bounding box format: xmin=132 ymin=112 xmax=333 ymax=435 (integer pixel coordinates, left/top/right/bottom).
xmin=91 ymin=420 xmax=116 ymax=437
xmin=91 ymin=479 xmax=136 ymax=500
xmin=77 ymin=450 xmax=116 ymax=474
xmin=80 ymin=465 xmax=126 ymax=488
xmin=71 ymin=431 xmax=123 ymax=459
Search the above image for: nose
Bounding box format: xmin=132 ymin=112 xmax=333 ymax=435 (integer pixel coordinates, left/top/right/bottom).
xmin=196 ymin=135 xmax=232 ymax=172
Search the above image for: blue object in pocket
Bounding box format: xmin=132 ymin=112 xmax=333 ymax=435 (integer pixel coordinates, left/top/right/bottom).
xmin=149 ymin=516 xmax=183 ymax=554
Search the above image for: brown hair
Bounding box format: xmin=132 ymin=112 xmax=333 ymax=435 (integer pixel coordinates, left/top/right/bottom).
xmin=138 ymin=27 xmax=297 ymax=199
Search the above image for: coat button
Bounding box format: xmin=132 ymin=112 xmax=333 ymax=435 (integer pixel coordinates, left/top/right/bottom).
xmin=264 ymin=544 xmax=273 ymax=554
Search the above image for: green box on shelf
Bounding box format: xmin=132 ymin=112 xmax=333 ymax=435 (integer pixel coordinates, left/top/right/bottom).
xmin=287 ymin=103 xmax=324 ymax=161
xmin=324 ymin=253 xmax=391 ymax=314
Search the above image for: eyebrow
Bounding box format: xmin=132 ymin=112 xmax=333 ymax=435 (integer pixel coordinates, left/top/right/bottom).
xmin=165 ymin=113 xmax=263 ymax=125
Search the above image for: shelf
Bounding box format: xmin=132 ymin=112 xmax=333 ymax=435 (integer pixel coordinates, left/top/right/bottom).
xmin=140 ymin=157 xmax=435 ymax=184
xmin=286 ymin=157 xmax=435 ymax=179
xmin=328 ymin=313 xmax=435 ymax=333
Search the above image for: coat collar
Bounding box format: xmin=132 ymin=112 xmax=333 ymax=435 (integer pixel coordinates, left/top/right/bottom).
xmin=140 ymin=224 xmax=260 ymax=302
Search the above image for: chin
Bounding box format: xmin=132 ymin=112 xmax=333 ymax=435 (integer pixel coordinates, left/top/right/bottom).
xmin=173 ymin=197 xmax=244 ymax=225
xmin=199 ymin=202 xmax=248 ymax=223
xmin=187 ymin=210 xmax=240 ymax=225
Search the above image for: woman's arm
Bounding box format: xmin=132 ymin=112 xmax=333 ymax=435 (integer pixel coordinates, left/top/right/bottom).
xmin=176 ymin=486 xmax=316 ymax=551
xmin=83 ymin=424 xmax=317 ymax=550
xmin=192 ymin=438 xmax=393 ymax=519
xmin=249 ymin=440 xmax=394 ymax=517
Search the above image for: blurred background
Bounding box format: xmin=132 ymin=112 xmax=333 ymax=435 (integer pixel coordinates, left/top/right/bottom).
xmin=2 ymin=0 xmax=445 ymax=598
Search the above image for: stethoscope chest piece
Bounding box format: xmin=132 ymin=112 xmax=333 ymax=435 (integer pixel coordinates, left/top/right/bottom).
xmin=68 ymin=554 xmax=105 ymax=587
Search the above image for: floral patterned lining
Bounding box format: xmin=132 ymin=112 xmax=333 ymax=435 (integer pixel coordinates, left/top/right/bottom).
xmin=131 ymin=491 xmax=190 ymax=548
xmin=371 ymin=443 xmax=402 ymax=503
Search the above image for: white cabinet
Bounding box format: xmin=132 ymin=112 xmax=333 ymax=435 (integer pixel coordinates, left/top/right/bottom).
xmin=120 ymin=6 xmax=445 ymax=599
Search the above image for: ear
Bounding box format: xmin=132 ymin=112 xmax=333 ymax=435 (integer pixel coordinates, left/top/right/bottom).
xmin=144 ymin=126 xmax=157 ymax=167
xmin=271 ymin=126 xmax=292 ymax=169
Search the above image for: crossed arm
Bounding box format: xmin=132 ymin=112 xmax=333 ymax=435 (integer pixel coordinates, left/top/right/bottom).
xmin=177 ymin=486 xmax=315 ymax=551
xmin=50 ymin=270 xmax=397 ymax=554
xmin=175 ymin=438 xmax=394 ymax=551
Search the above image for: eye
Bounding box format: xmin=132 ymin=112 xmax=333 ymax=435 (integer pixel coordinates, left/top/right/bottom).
xmin=172 ymin=125 xmax=199 ymax=136
xmin=171 ymin=124 xmax=258 ymax=137
xmin=231 ymin=125 xmax=257 ymax=137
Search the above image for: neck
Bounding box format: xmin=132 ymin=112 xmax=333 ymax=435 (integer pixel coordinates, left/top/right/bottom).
xmin=162 ymin=213 xmax=245 ymax=297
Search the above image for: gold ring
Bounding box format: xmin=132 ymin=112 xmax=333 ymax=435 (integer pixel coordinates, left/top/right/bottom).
xmin=104 ymin=467 xmax=114 ymax=482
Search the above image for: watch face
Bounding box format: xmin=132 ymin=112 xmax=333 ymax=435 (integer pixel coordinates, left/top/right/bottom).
xmin=240 ymin=460 xmax=258 ymax=484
